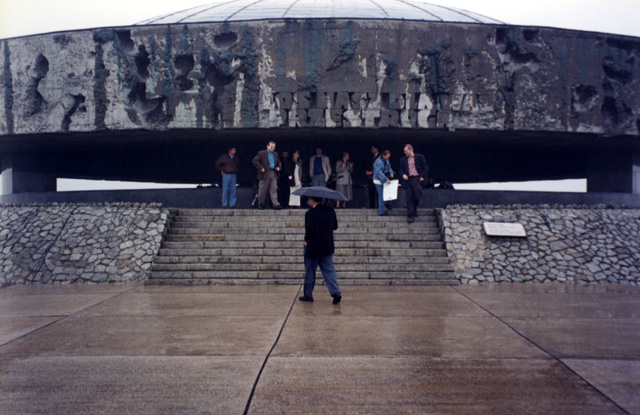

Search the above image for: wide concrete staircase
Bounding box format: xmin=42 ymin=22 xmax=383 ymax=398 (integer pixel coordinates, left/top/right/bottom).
xmin=146 ymin=208 xmax=458 ymax=285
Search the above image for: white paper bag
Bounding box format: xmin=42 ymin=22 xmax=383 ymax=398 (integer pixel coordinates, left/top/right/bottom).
xmin=383 ymin=180 xmax=399 ymax=201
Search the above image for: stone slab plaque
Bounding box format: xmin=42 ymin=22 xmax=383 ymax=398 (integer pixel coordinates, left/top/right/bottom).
xmin=483 ymin=222 xmax=527 ymax=237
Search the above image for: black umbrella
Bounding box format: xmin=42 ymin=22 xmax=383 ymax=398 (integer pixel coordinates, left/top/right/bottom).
xmin=292 ymin=186 xmax=347 ymax=201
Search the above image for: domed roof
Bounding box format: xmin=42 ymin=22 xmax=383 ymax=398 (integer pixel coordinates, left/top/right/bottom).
xmin=136 ymin=0 xmax=505 ymax=25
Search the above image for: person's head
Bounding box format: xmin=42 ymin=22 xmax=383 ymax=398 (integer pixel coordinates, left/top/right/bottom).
xmin=229 ymin=147 xmax=237 ymax=156
xmin=343 ymin=152 xmax=350 ymax=161
xmin=403 ymin=144 xmax=414 ymax=157
xmin=293 ymin=150 xmax=300 ymax=160
xmin=310 ymin=196 xmax=323 ymax=206
xmin=267 ymin=141 xmax=276 ymax=152
xmin=282 ymin=151 xmax=289 ymax=159
xmin=381 ymin=150 xmax=391 ymax=160
xmin=371 ymin=145 xmax=379 ymax=154
xmin=316 ymin=147 xmax=323 ymax=156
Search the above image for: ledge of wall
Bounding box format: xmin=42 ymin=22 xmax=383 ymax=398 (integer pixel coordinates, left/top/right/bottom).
xmin=0 ymin=203 xmax=171 ymax=286
xmin=441 ymin=205 xmax=640 ymax=285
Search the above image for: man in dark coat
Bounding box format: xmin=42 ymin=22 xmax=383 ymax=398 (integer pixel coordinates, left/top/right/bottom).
xmin=252 ymin=141 xmax=283 ymax=209
xmin=300 ymin=197 xmax=342 ymax=304
xmin=399 ymin=144 xmax=429 ymax=223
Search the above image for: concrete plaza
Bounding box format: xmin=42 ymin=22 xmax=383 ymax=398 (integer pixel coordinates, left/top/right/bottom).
xmin=1 ymin=283 xmax=639 ymax=414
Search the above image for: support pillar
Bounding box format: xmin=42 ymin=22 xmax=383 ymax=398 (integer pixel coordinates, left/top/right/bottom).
xmin=586 ymin=152 xmax=639 ymax=194
xmin=1 ymin=154 xmax=57 ymax=195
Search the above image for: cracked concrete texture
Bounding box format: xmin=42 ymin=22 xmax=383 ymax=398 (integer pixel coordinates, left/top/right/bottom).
xmin=1 ymin=20 xmax=639 ymax=137
xmin=1 ymin=283 xmax=639 ymax=414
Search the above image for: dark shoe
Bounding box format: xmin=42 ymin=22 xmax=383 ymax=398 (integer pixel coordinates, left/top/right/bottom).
xmin=407 ymin=217 xmax=415 ymax=224
xmin=332 ymin=293 xmax=342 ymax=304
xmin=385 ymin=204 xmax=393 ymax=211
xmin=299 ymin=296 xmax=314 ymax=302
xmin=258 ymin=204 xmax=265 ymax=210
xmin=274 ymin=205 xmax=284 ymax=210
xmin=379 ymin=212 xmax=388 ymax=216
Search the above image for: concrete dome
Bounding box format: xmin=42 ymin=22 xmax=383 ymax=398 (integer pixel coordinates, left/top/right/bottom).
xmin=136 ymin=0 xmax=505 ymax=25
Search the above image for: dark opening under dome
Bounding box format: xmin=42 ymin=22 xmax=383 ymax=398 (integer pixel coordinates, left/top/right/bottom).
xmin=136 ymin=0 xmax=505 ymax=25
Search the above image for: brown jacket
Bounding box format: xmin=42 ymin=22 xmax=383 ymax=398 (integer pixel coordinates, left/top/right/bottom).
xmin=252 ymin=149 xmax=281 ymax=180
xmin=215 ymin=153 xmax=240 ymax=175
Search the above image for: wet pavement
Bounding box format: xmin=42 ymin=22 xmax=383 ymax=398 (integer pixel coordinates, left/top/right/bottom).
xmin=0 ymin=283 xmax=639 ymax=414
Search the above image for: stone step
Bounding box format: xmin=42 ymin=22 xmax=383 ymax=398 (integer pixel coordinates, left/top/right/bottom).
xmin=167 ymin=226 xmax=441 ymax=235
xmin=147 ymin=208 xmax=457 ymax=286
xmin=172 ymin=214 xmax=438 ymax=223
xmin=169 ymin=220 xmax=439 ymax=229
xmin=157 ymin=247 xmax=446 ymax=257
xmin=163 ymin=233 xmax=443 ymax=242
xmin=175 ymin=209 xmax=438 ymax=217
xmin=145 ymin=278 xmax=459 ymax=286
xmin=160 ymin=240 xmax=447 ymax=249
xmin=153 ymin=254 xmax=451 ymax=264
xmin=151 ymin=263 xmax=454 ymax=272
xmin=148 ymin=270 xmax=455 ymax=280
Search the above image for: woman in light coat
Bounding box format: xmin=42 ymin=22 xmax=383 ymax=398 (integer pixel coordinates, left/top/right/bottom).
xmin=335 ymin=152 xmax=353 ymax=208
xmin=288 ymin=150 xmax=304 ymax=207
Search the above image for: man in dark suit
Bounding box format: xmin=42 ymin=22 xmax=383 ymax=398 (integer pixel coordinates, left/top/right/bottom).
xmin=399 ymin=144 xmax=429 ymax=224
xmin=299 ymin=197 xmax=342 ymax=304
xmin=252 ymin=141 xmax=283 ymax=209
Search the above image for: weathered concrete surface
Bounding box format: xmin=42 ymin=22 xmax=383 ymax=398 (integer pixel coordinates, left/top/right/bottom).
xmin=1 ymin=19 xmax=640 ymax=190
xmin=2 ymin=20 xmax=640 ymax=136
xmin=1 ymin=284 xmax=639 ymax=414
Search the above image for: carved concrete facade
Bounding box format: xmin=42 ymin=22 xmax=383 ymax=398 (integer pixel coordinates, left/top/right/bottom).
xmin=2 ymin=21 xmax=640 ymax=135
xmin=1 ymin=19 xmax=640 ymax=195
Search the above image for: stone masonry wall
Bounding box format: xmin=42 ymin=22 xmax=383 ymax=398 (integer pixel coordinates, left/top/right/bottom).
xmin=441 ymin=206 xmax=640 ymax=285
xmin=0 ymin=203 xmax=170 ymax=286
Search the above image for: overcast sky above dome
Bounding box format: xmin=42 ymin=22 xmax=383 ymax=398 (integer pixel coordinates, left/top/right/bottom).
xmin=1 ymin=0 xmax=640 ymax=39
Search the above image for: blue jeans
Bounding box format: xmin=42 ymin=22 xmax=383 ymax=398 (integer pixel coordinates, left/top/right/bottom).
xmin=311 ymin=174 xmax=326 ymax=187
xmin=304 ymin=247 xmax=340 ymax=298
xmin=222 ymin=174 xmax=237 ymax=207
xmin=375 ymin=183 xmax=386 ymax=215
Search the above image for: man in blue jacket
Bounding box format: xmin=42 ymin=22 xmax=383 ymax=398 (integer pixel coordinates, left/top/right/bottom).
xmin=399 ymin=144 xmax=429 ymax=223
xmin=299 ymin=196 xmax=342 ymax=304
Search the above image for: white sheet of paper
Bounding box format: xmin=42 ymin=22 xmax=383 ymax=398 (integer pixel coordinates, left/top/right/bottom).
xmin=383 ymin=180 xmax=399 ymax=201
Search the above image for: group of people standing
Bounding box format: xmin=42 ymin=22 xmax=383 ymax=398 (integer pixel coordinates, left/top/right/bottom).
xmin=215 ymin=141 xmax=429 ymax=223
xmin=215 ymin=142 xmax=355 ymax=209
xmin=367 ymin=144 xmax=429 ymax=223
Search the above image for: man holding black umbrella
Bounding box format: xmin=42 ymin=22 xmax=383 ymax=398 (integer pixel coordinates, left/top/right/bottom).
xmin=299 ymin=196 xmax=342 ymax=304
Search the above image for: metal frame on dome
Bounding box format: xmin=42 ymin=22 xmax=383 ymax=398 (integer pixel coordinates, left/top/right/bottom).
xmin=136 ymin=0 xmax=505 ymax=25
